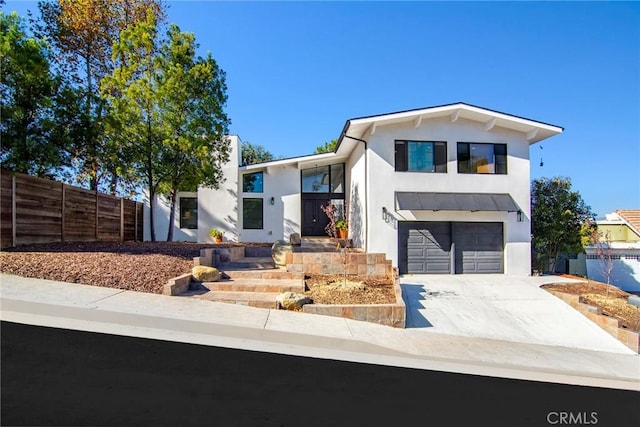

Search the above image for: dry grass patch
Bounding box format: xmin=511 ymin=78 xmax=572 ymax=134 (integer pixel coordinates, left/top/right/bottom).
xmin=304 ymin=274 xmax=395 ymax=305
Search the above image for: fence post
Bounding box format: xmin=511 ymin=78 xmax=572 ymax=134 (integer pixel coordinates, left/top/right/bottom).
xmin=11 ymin=175 xmax=16 ymax=247
xmin=134 ymin=202 xmax=138 ymax=241
xmin=61 ymin=183 xmax=65 ymax=242
xmin=120 ymin=198 xmax=124 ymax=241
xmin=95 ymin=190 xmax=99 ymax=241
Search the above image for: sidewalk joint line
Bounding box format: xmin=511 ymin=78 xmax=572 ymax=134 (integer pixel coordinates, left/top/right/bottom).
xmin=263 ymin=309 xmax=271 ymax=329
xmin=87 ymin=290 xmax=126 ymax=305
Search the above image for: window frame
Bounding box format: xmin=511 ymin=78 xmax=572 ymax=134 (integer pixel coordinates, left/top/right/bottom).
xmin=242 ymin=171 xmax=264 ymax=193
xmin=456 ymin=142 xmax=508 ymax=175
xmin=179 ymin=197 xmax=198 ymax=230
xmin=394 ymin=140 xmax=447 ymax=173
xmin=242 ymin=198 xmax=264 ymax=230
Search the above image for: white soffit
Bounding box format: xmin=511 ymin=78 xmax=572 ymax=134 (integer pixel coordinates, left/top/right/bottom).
xmin=346 ymin=103 xmax=563 ymax=144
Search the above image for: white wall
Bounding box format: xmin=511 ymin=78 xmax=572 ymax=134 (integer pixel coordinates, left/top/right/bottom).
xmin=364 ymin=117 xmax=532 ymax=275
xmin=197 ymin=135 xmax=242 ymax=243
xmin=143 ymin=192 xmax=198 ymax=242
xmin=346 ymin=141 xmax=367 ymax=249
xmin=239 ymin=164 xmax=301 ymax=243
xmin=585 ymin=249 xmax=640 ymax=292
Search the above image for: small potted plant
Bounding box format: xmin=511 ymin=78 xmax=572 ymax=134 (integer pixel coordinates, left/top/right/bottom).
xmin=209 ymin=228 xmax=224 ymax=243
xmin=335 ymin=218 xmax=347 ymax=239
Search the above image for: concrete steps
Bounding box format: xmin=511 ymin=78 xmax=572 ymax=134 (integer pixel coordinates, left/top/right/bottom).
xmin=200 ymin=278 xmax=304 ymax=293
xmin=220 ymin=269 xmax=303 ymax=280
xmin=190 ymin=290 xmax=280 ymax=309
xmin=217 ymin=257 xmax=275 ymax=270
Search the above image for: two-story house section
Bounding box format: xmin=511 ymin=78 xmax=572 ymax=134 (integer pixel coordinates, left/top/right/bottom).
xmin=145 ymin=102 xmax=563 ymax=276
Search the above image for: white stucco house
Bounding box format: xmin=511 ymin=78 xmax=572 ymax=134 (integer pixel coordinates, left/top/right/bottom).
xmin=144 ymin=102 xmax=563 ymax=275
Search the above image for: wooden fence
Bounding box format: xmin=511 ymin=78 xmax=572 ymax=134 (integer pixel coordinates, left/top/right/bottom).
xmin=1 ymin=169 xmax=143 ymax=249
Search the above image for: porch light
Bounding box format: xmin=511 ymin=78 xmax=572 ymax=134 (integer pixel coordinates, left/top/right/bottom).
xmin=517 ymin=210 xmax=523 ymax=222
xmin=382 ymin=207 xmax=388 ymax=221
xmin=270 ymin=197 xmax=275 ymax=205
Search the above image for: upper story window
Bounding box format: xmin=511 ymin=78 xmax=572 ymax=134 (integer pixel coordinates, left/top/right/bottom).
xmin=457 ymin=142 xmax=507 ymax=174
xmin=395 ymin=141 xmax=447 ymax=173
xmin=301 ymin=163 xmax=344 ymax=194
xmin=242 ymin=172 xmax=263 ymax=192
xmin=179 ymin=197 xmax=197 ymax=229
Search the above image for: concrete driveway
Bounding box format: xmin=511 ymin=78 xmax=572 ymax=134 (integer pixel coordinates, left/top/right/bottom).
xmin=400 ymin=274 xmax=635 ymax=354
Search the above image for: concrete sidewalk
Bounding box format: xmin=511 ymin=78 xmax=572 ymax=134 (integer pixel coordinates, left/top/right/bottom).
xmin=1 ymin=273 xmax=638 ymax=391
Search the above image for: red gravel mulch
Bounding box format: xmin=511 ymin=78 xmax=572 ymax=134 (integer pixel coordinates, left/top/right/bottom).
xmin=0 ymin=241 xmax=270 ymax=294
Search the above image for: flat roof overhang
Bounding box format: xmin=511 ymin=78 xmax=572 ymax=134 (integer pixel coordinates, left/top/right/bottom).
xmin=395 ymin=191 xmax=520 ymax=212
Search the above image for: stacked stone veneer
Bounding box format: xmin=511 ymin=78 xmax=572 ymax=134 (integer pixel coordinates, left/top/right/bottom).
xmin=547 ymin=290 xmax=640 ymax=353
xmin=285 ymin=252 xmax=393 ymax=277
xmin=193 ymin=246 xmax=273 ymax=267
xmin=303 ymin=268 xmax=405 ymax=328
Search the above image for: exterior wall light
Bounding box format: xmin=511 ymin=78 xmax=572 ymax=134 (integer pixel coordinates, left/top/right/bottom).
xmin=517 ymin=210 xmax=523 ymax=222
xmin=270 ymin=197 xmax=275 ymax=205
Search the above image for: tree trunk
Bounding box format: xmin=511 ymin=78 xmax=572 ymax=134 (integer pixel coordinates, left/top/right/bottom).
xmin=166 ymin=190 xmax=176 ymax=242
xmin=149 ymin=185 xmax=156 ymax=242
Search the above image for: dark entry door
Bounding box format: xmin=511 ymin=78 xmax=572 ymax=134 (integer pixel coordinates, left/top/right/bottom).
xmin=302 ymin=198 xmax=330 ymax=236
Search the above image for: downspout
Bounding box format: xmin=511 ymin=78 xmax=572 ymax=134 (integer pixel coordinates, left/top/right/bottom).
xmin=340 ymin=132 xmax=369 ymax=253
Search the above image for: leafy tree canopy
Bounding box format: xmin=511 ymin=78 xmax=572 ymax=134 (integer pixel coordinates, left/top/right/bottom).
xmin=314 ymin=138 xmax=338 ymax=154
xmin=241 ymin=141 xmax=276 ymax=166
xmin=531 ymin=177 xmax=595 ymax=273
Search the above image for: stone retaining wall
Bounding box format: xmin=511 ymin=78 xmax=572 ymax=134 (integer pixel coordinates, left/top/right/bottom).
xmin=548 ymin=290 xmax=640 ymax=353
xmin=285 ymin=252 xmax=393 ymax=277
xmin=163 ymin=273 xmax=192 ymax=296
xmin=302 ymin=269 xmax=405 ymax=328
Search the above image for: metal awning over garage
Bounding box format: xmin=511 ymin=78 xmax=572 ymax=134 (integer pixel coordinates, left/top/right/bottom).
xmin=395 ymin=192 xmax=519 ymax=212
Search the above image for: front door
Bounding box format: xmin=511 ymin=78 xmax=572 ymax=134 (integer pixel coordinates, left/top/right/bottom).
xmin=302 ymin=198 xmax=330 ymax=236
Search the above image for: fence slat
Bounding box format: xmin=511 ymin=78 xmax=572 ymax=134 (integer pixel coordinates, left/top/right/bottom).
xmin=0 ymin=169 xmax=142 ymax=248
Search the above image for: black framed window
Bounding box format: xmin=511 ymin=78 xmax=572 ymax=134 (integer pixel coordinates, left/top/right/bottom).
xmin=457 ymin=142 xmax=507 ymax=174
xmin=395 ymin=141 xmax=447 ymax=172
xmin=301 ymin=163 xmax=345 ymax=195
xmin=179 ymin=197 xmax=197 ymax=229
xmin=243 ymin=198 xmax=263 ymax=229
xmin=242 ymin=172 xmax=263 ymax=193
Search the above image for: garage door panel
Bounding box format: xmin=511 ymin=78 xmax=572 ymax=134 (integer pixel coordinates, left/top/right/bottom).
xmin=399 ymin=222 xmax=451 ymax=274
xmin=454 ymin=222 xmax=504 ymax=274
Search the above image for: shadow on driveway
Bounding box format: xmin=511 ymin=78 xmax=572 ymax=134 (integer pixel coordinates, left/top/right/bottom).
xmin=401 ymin=283 xmax=433 ymax=328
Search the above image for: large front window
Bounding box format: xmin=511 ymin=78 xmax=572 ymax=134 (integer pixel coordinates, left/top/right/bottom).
xmin=457 ymin=142 xmax=507 ymax=174
xmin=301 ymin=163 xmax=344 ymax=194
xmin=243 ymin=198 xmax=263 ymax=229
xmin=395 ymin=141 xmax=447 ymax=172
xmin=179 ymin=197 xmax=197 ymax=229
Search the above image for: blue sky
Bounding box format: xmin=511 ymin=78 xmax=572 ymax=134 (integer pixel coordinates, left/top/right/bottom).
xmin=4 ymin=1 xmax=639 ymax=217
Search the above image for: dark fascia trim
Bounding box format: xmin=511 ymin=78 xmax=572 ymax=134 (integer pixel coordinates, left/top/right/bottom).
xmin=346 ymin=101 xmax=564 ymax=131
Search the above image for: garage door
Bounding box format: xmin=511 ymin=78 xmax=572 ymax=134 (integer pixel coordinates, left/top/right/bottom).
xmin=454 ymin=222 xmax=504 ymax=273
xmin=398 ymin=222 xmax=451 ymax=274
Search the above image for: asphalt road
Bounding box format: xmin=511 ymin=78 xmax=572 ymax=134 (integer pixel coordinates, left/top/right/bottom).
xmin=2 ymin=321 xmax=638 ymax=427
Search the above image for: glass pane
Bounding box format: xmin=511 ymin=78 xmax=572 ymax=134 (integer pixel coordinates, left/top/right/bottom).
xmin=180 ymin=198 xmax=197 ymax=229
xmin=302 ymin=166 xmax=330 ymax=192
xmin=330 ymin=164 xmax=344 ymax=193
xmin=434 ymin=142 xmax=447 ymax=173
xmin=494 ymin=144 xmax=507 ymax=174
xmin=243 ymin=198 xmax=263 ymax=229
xmin=408 ymin=142 xmax=434 ymax=172
xmin=470 ymin=144 xmax=495 ymax=173
xmin=457 ymin=143 xmax=470 ymax=173
xmin=243 ymin=172 xmax=263 ymax=193
xmin=395 ymin=142 xmax=407 ymax=172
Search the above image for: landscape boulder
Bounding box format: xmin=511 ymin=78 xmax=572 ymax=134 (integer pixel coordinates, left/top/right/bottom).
xmin=276 ymin=292 xmax=313 ymax=310
xmin=289 ymin=232 xmax=301 ymax=246
xmin=271 ymin=240 xmax=293 ymax=267
xmin=192 ymin=265 xmax=221 ymax=282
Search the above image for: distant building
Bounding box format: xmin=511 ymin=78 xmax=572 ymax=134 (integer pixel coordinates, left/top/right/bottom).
xmin=584 ymin=210 xmax=640 ymax=292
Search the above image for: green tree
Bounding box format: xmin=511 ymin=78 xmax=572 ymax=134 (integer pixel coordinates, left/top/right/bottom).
xmin=155 ymin=24 xmax=230 ymax=241
xmin=0 ymin=11 xmax=67 ymax=177
xmin=37 ymin=0 xmax=166 ymax=192
xmin=102 ymin=15 xmax=230 ymax=241
xmin=531 ymin=177 xmax=595 ymax=273
xmin=314 ymin=138 xmax=337 ymax=154
xmin=241 ymin=141 xmax=275 ymax=166
xmin=101 ymin=13 xmax=164 ymax=240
